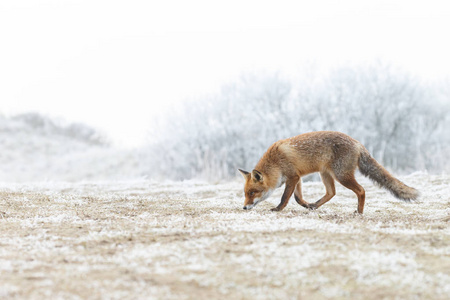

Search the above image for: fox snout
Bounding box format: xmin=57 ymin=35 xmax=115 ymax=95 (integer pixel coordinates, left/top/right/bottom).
xmin=242 ymin=200 xmax=259 ymax=210
xmin=243 ymin=203 xmax=255 ymax=210
xmin=242 ymin=202 xmax=253 ymax=210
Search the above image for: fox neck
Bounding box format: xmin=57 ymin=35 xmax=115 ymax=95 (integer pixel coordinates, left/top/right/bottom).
xmin=258 ymin=172 xmax=285 ymax=199
xmin=263 ymin=169 xmax=285 ymax=189
xmin=254 ymin=144 xmax=286 ymax=189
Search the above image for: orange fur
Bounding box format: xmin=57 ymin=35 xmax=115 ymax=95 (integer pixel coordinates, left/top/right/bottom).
xmin=239 ymin=131 xmax=418 ymax=213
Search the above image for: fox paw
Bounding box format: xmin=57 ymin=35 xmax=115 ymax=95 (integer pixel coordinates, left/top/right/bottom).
xmin=271 ymin=207 xmax=282 ymax=212
xmin=307 ymin=203 xmax=317 ymax=210
xmin=298 ymin=202 xmax=310 ymax=209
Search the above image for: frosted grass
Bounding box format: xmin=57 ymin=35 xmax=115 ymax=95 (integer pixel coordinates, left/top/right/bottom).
xmin=0 ymin=173 xmax=448 ymax=299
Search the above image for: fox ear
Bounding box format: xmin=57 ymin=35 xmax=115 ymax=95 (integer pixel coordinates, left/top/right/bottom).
xmin=252 ymin=170 xmax=263 ymax=182
xmin=238 ymin=169 xmax=251 ymax=179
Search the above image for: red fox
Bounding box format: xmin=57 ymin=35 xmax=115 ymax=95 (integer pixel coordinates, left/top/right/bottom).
xmin=238 ymin=131 xmax=419 ymax=214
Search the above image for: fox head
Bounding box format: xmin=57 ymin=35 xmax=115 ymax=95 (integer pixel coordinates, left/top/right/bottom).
xmin=238 ymin=169 xmax=273 ymax=210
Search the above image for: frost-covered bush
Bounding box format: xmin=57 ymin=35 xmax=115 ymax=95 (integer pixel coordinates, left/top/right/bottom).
xmin=1 ymin=64 xmax=448 ymax=182
xmin=295 ymin=64 xmax=450 ymax=172
xmin=145 ymin=63 xmax=450 ymax=180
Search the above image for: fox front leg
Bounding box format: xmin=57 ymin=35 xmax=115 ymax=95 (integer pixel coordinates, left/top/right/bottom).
xmin=271 ymin=177 xmax=298 ymax=212
xmin=308 ymin=170 xmax=336 ymax=211
xmin=293 ymin=179 xmax=313 ymax=209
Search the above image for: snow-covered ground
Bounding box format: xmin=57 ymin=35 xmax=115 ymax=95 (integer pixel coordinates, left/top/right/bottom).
xmin=0 ymin=172 xmax=448 ymax=299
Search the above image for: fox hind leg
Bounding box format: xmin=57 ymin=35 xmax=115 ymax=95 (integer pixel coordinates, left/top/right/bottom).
xmin=336 ymin=174 xmax=366 ymax=214
xmin=309 ymin=170 xmax=336 ymax=210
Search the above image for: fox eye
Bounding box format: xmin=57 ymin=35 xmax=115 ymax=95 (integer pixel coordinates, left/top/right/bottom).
xmin=249 ymin=191 xmax=255 ymax=196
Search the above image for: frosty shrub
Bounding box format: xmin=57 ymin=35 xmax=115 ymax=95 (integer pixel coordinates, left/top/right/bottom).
xmin=3 ymin=64 xmax=447 ymax=182
xmin=146 ymin=64 xmax=450 ymax=180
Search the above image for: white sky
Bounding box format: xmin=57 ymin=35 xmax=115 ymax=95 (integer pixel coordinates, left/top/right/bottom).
xmin=1 ymin=0 xmax=450 ymax=147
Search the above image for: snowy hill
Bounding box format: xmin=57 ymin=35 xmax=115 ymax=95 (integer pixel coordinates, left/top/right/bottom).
xmin=0 ymin=113 xmax=145 ymax=181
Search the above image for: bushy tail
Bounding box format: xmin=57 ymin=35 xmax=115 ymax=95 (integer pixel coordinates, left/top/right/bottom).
xmin=358 ymin=150 xmax=419 ymax=201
